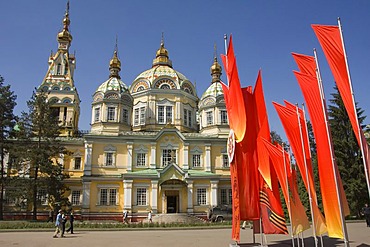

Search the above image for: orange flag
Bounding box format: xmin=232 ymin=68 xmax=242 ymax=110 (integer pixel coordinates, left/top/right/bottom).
xmin=253 ymin=71 xmax=287 ymax=235
xmin=254 ymin=70 xmax=272 ymax=189
xmin=220 ymin=35 xmax=246 ymax=142
xmin=293 ymin=68 xmax=349 ymax=239
xmin=261 ymin=138 xmax=310 ymax=236
xmin=273 ymin=101 xmax=327 ymax=236
xmin=312 ymin=24 xmax=370 ymax=195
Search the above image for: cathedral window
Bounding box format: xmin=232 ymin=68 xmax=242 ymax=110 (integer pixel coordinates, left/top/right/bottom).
xmin=71 ymin=190 xmax=81 ymax=206
xmin=162 ymin=149 xmax=176 ymax=167
xmin=122 ymin=108 xmax=129 ymax=124
xmin=137 ymin=86 xmax=145 ymax=92
xmin=99 ymin=188 xmax=117 ymax=206
xmin=94 ymin=107 xmax=100 ymax=122
xmin=134 ymin=106 xmax=146 ymax=126
xmin=136 ymin=188 xmax=147 ymax=206
xmin=136 ymin=153 xmax=146 ymax=167
xmin=192 ymin=154 xmax=201 ymax=168
xmin=206 ymin=111 xmax=213 ymax=125
xmin=184 ymin=109 xmax=192 ymax=127
xmin=160 ymin=84 xmax=170 ymax=89
xmin=157 ymin=105 xmax=173 ymax=124
xmin=220 ymin=188 xmax=232 ymax=205
xmin=221 ymin=110 xmax=228 ymax=124
xmin=74 ymin=157 xmax=82 ymax=170
xmin=140 ymin=107 xmax=146 ymax=124
xmin=104 ymin=152 xmax=115 ymax=167
xmin=57 ymin=63 xmax=62 ymax=75
xmin=107 ymin=106 xmax=116 ymax=121
xmin=196 ymin=188 xmax=207 ymax=205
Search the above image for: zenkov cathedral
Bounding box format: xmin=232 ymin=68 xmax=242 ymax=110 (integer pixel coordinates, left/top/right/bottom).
xmin=15 ymin=3 xmax=232 ymax=221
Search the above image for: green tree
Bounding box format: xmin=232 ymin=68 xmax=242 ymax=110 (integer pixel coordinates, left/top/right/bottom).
xmin=328 ymin=86 xmax=369 ymax=217
xmin=16 ymin=91 xmax=69 ymax=220
xmin=0 ymin=76 xmax=17 ymax=220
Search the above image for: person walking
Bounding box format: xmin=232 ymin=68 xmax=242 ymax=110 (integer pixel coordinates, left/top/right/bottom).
xmin=53 ymin=210 xmax=63 ymax=238
xmin=66 ymin=211 xmax=74 ymax=234
xmin=148 ymin=210 xmax=152 ymax=223
xmin=61 ymin=211 xmax=66 ymax=237
xmin=123 ymin=210 xmax=129 ymax=224
xmin=362 ymin=203 xmax=370 ymax=227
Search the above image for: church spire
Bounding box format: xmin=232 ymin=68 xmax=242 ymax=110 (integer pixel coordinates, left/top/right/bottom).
xmin=210 ymin=44 xmax=222 ymax=83
xmin=109 ymin=36 xmax=121 ymax=79
xmin=152 ymin=32 xmax=173 ymax=68
xmin=57 ymin=1 xmax=72 ymax=50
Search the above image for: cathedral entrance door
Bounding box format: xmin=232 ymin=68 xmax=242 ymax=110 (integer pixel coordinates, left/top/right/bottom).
xmin=165 ymin=190 xmax=179 ymax=213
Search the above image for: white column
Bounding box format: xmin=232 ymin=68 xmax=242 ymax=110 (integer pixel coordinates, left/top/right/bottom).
xmin=210 ymin=180 xmax=219 ymax=207
xmin=83 ymin=141 xmax=92 ymax=176
xmin=205 ymin=143 xmax=211 ymax=172
xmin=150 ymin=142 xmax=156 ymax=169
xmin=127 ymin=142 xmax=133 ymax=172
xmin=151 ymin=180 xmax=158 ymax=213
xmin=123 ymin=179 xmax=133 ymax=210
xmin=82 ymin=181 xmax=91 ymax=209
xmin=183 ymin=143 xmax=189 ymax=170
xmin=187 ymin=180 xmax=194 ymax=213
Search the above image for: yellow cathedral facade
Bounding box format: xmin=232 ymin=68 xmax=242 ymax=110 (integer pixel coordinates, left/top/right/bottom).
xmin=21 ymin=4 xmax=232 ymax=221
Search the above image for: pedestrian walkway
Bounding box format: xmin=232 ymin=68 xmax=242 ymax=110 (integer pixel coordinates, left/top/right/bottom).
xmin=0 ymin=222 xmax=369 ymax=247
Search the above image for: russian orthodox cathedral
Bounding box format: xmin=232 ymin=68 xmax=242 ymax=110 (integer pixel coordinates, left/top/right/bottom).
xmin=17 ymin=3 xmax=232 ymax=221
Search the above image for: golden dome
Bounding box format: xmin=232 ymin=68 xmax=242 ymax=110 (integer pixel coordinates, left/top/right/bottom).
xmin=57 ymin=5 xmax=72 ymax=43
xmin=110 ymin=50 xmax=121 ymax=69
xmin=152 ymin=39 xmax=172 ymax=67
xmin=210 ymin=57 xmax=222 ymax=74
xmin=156 ymin=42 xmax=169 ymax=57
xmin=109 ymin=50 xmax=121 ymax=79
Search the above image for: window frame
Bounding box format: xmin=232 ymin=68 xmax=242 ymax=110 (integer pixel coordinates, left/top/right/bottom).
xmin=196 ymin=188 xmax=207 ymax=206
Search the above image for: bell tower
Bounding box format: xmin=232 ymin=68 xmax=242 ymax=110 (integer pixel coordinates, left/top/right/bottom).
xmin=38 ymin=1 xmax=81 ymax=137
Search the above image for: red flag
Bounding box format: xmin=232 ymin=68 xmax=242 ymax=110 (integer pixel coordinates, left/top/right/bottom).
xmin=253 ymin=71 xmax=287 ymax=235
xmin=261 ymin=138 xmax=310 ymax=236
xmin=254 ymin=70 xmax=272 ymax=189
xmin=238 ymin=87 xmax=260 ymax=221
xmin=312 ymin=24 xmax=370 ymax=194
xmin=291 ymin=52 xmax=317 ymax=77
xmin=273 ymin=101 xmax=327 ymax=236
xmin=220 ymin=35 xmax=246 ymax=142
xmin=293 ymin=69 xmax=349 ymax=238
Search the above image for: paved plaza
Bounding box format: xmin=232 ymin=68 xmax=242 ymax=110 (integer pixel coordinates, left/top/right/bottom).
xmin=0 ymin=222 xmax=369 ymax=247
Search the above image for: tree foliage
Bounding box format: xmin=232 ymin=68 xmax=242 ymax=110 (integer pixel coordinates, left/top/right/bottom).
xmin=0 ymin=75 xmax=17 ymax=220
xmin=328 ymin=86 xmax=369 ymax=216
xmin=13 ymin=91 xmax=69 ymax=220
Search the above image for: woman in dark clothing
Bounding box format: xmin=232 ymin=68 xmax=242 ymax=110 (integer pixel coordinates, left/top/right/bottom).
xmin=66 ymin=211 xmax=74 ymax=234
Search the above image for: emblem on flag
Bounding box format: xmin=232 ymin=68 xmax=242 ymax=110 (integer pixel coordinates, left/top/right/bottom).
xmin=227 ymin=129 xmax=235 ymax=163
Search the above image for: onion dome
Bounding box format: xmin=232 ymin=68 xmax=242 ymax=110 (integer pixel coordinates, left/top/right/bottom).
xmin=95 ymin=49 xmax=128 ymax=94
xmin=152 ymin=34 xmax=173 ymax=67
xmin=57 ymin=2 xmax=72 ymax=43
xmin=109 ymin=50 xmax=121 ymax=79
xmin=210 ymin=56 xmax=222 ymax=83
xmin=131 ymin=36 xmax=196 ymax=94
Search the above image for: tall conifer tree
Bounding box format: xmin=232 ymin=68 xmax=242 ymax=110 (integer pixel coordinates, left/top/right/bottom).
xmin=0 ymin=76 xmax=17 ymax=220
xmin=16 ymin=91 xmax=68 ymax=220
xmin=328 ymin=86 xmax=369 ymax=216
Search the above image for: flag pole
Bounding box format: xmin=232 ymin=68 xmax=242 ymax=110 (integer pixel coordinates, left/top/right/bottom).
xmin=295 ymin=104 xmax=317 ymax=247
xmin=313 ymin=47 xmax=341 ymax=247
xmin=337 ymin=17 xmax=370 ymax=200
xmin=224 ymin=34 xmax=228 ymax=56
xmin=282 ymin=143 xmax=295 ymax=247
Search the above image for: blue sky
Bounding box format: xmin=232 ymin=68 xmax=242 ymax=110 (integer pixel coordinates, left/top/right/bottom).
xmin=1 ymin=0 xmax=370 ymax=140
